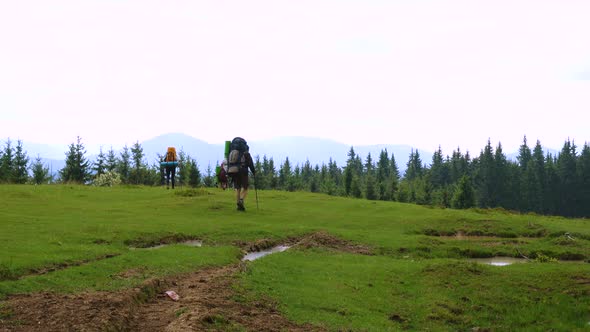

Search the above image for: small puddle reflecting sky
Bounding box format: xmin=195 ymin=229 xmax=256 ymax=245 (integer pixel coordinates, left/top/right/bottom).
xmin=242 ymin=245 xmax=291 ymax=261
xmin=138 ymin=240 xmax=203 ymax=250
xmin=469 ymin=257 xmax=527 ymax=266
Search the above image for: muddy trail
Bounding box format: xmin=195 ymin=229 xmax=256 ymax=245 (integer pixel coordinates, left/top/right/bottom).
xmin=0 ymin=231 xmax=369 ymax=332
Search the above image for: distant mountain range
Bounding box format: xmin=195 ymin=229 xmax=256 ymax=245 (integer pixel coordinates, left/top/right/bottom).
xmin=14 ymin=133 xmax=560 ymax=178
xmin=142 ymin=133 xmax=431 ymax=176
xmin=17 ymin=133 xmax=431 ymax=177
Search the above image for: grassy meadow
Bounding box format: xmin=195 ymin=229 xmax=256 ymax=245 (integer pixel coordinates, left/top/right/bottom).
xmin=1 ymin=184 xmax=590 ymax=331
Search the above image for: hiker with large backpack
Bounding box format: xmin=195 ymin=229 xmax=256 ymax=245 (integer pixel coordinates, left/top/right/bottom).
xmin=161 ymin=147 xmax=178 ymax=189
xmin=227 ymin=137 xmax=256 ymax=211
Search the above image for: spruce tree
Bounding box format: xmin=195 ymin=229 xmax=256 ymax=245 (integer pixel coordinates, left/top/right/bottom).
xmin=106 ymin=147 xmax=118 ymax=172
xmin=376 ymin=149 xmax=390 ymax=200
xmin=117 ymin=145 xmax=131 ymax=184
xmin=544 ymin=154 xmax=559 ymax=215
xmin=494 ymin=142 xmax=511 ymax=208
xmin=364 ymin=173 xmax=378 ymax=200
xmin=474 ymin=139 xmax=495 ymax=208
xmin=577 ymin=143 xmax=590 ymax=217
xmin=130 ymin=141 xmax=146 ymax=184
xmin=59 ymin=136 xmax=91 ymax=183
xmin=188 ymin=157 xmax=201 ymax=188
xmin=452 ymin=175 xmax=475 ymax=209
xmin=12 ymin=140 xmax=29 ymax=184
xmin=429 ymin=145 xmax=446 ymax=188
xmin=556 ymin=140 xmax=578 ymax=216
xmin=278 ymin=157 xmax=292 ymax=190
xmin=404 ymin=149 xmax=423 ymax=180
xmin=531 ymin=140 xmax=546 ymax=213
xmin=350 ymin=174 xmax=362 ymax=198
xmin=203 ymin=163 xmax=215 ymax=187
xmin=0 ymin=139 xmax=13 ymax=182
xmin=30 ymin=155 xmax=50 ymax=185
xmin=93 ymin=147 xmax=107 ymax=178
xmin=302 ymin=159 xmax=313 ymax=191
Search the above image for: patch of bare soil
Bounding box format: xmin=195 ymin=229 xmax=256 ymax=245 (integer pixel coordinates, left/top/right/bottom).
xmin=234 ymin=230 xmax=373 ymax=256
xmin=26 ymin=254 xmax=121 ymax=278
xmin=291 ymin=231 xmax=373 ymax=255
xmin=1 ymin=231 xmax=368 ymax=332
xmin=0 ymin=281 xmax=149 ymax=332
xmin=0 ymin=265 xmax=325 ymax=332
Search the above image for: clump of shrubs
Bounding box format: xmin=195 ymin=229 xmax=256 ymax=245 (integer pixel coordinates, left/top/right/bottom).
xmin=93 ymin=171 xmax=122 ymax=187
xmin=534 ymin=253 xmax=558 ymax=263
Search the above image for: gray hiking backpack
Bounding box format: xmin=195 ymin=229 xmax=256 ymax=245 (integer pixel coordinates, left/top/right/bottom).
xmin=227 ymin=137 xmax=249 ymax=175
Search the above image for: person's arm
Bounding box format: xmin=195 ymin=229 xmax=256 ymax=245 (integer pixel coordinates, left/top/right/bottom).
xmin=247 ymin=153 xmax=256 ymax=175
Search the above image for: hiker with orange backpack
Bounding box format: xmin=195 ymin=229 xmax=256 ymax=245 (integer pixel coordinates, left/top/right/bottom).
xmin=161 ymin=147 xmax=179 ymax=189
xmin=226 ymin=137 xmax=256 ymax=211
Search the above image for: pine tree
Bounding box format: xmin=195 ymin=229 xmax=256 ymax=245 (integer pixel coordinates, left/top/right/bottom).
xmin=130 ymin=141 xmax=146 ymax=185
xmin=117 ymin=145 xmax=131 ymax=184
xmin=452 ymin=175 xmax=475 ymax=209
xmin=404 ymin=149 xmax=423 ymax=180
xmin=59 ymin=136 xmax=91 ymax=183
xmin=494 ymin=142 xmax=511 ymax=208
xmin=343 ymin=147 xmax=357 ymax=195
xmin=12 ymin=140 xmax=29 ymax=184
xmin=544 ymin=154 xmax=559 ymax=215
xmin=531 ymin=140 xmax=546 ymax=213
xmin=188 ymin=158 xmax=201 ymax=188
xmin=279 ymin=157 xmax=292 ymax=190
xmin=449 ymin=147 xmax=468 ymax=183
xmin=474 ymin=139 xmax=495 ymax=208
xmin=30 ymin=155 xmax=51 ymax=185
xmin=203 ymin=163 xmax=215 ymax=187
xmin=106 ymin=147 xmax=118 ymax=172
xmin=301 ymin=159 xmax=314 ymax=191
xmin=0 ymin=139 xmax=13 ymax=182
xmin=93 ymin=147 xmax=107 ymax=178
xmin=376 ymin=149 xmax=390 ymax=200
xmin=556 ymin=140 xmax=578 ymax=216
xmin=429 ymin=146 xmax=447 ymax=188
xmin=266 ymin=157 xmax=278 ymax=189
xmin=328 ymin=158 xmax=341 ymax=188
xmin=577 ymin=143 xmax=590 ymax=217
xmin=176 ymin=150 xmax=189 ymax=186
xmin=350 ymin=174 xmax=362 ymax=198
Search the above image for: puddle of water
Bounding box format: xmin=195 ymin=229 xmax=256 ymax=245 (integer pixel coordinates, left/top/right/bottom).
xmin=468 ymin=257 xmax=528 ymax=266
xmin=242 ymin=245 xmax=290 ymax=261
xmin=135 ymin=240 xmax=203 ymax=250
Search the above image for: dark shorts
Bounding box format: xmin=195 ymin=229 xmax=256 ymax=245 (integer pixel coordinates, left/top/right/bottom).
xmin=232 ymin=169 xmax=249 ymax=189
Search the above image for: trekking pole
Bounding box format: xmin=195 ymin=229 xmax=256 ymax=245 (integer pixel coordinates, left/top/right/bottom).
xmin=254 ymin=173 xmax=259 ymax=210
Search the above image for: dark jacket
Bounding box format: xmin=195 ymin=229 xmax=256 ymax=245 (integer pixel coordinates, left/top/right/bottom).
xmin=243 ymin=152 xmax=256 ymax=175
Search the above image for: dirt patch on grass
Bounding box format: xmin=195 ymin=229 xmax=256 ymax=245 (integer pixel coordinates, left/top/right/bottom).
xmin=235 ymin=231 xmax=373 ymax=256
xmin=292 ymin=231 xmax=373 ymax=255
xmin=0 ymin=265 xmax=325 ymax=332
xmin=125 ymin=233 xmax=201 ymax=249
xmin=0 ymin=280 xmax=158 ymax=331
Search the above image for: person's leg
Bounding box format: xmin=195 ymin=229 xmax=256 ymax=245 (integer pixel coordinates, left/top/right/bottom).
xmin=237 ymin=171 xmax=249 ymax=211
xmin=166 ymin=168 xmax=171 ymax=189
xmin=240 ymin=173 xmax=249 ymax=201
xmin=236 ymin=188 xmax=242 ymax=209
xmin=171 ymin=168 xmax=176 ymax=189
xmin=232 ymin=174 xmax=243 ymax=210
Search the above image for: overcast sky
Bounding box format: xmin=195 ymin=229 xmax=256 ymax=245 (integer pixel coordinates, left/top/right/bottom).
xmin=1 ymin=0 xmax=589 ymax=156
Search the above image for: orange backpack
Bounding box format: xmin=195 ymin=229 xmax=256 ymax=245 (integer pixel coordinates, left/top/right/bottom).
xmin=166 ymin=147 xmax=177 ymax=162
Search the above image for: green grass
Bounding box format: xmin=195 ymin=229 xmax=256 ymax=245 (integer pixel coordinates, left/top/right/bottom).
xmin=238 ymin=249 xmax=590 ymax=331
xmin=1 ymin=184 xmax=590 ymax=330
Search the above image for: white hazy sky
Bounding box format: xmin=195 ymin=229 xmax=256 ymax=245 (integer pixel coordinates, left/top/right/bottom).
xmin=1 ymin=0 xmax=589 ymax=155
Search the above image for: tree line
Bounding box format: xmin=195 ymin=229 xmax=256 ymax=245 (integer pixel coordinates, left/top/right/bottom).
xmin=0 ymin=137 xmax=215 ymax=188
xmin=1 ymin=136 xmax=589 ymax=218
xmin=250 ymin=136 xmax=590 ymax=218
